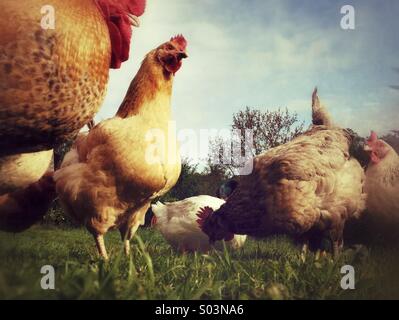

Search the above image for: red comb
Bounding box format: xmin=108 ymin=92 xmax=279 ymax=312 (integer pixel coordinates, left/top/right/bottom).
xmin=368 ymin=131 xmax=378 ymax=142
xmin=126 ymin=0 xmax=146 ymax=16
xmin=196 ymin=206 xmax=213 ymax=227
xmin=170 ymin=34 xmax=187 ymax=51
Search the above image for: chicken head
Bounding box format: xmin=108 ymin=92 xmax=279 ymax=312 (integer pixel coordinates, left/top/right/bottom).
xmin=197 ymin=207 xmax=235 ymax=243
xmin=157 ymin=35 xmax=188 ymax=75
xmin=365 ymin=131 xmax=391 ymax=164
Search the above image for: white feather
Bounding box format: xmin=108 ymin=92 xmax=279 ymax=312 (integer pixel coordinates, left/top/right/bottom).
xmin=152 ymin=195 xmax=246 ymax=252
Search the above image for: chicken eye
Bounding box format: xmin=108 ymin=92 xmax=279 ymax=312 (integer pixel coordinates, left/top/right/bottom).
xmin=166 ymin=44 xmax=175 ymax=50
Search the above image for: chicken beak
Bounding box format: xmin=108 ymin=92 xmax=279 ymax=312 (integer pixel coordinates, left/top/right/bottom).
xmin=177 ymin=52 xmax=188 ymax=60
xmin=364 ymin=144 xmax=372 ymax=152
xmin=128 ymin=14 xmax=140 ymax=27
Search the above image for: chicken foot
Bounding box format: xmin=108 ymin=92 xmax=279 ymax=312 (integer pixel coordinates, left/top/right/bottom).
xmin=296 ymin=230 xmax=327 ymax=261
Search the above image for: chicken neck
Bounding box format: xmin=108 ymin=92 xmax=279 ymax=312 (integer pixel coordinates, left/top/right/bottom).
xmin=116 ymin=53 xmax=174 ymax=119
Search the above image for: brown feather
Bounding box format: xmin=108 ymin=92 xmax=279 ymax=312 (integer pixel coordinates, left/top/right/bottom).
xmin=0 ymin=0 xmax=110 ymax=155
xmin=201 ymin=125 xmax=366 ymax=253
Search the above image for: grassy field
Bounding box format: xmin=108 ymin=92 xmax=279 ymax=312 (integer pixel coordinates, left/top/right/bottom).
xmin=0 ymin=226 xmax=399 ymax=300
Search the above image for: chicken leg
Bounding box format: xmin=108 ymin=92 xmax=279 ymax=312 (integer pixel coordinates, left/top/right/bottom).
xmin=328 ymin=217 xmax=345 ymax=258
xmin=331 ymin=236 xmax=344 ymax=258
xmin=119 ymin=202 xmax=151 ymax=256
xmin=94 ymin=234 xmax=109 ymax=260
xmin=300 ymin=243 xmax=308 ymax=263
xmin=119 ymin=226 xmax=133 ymax=256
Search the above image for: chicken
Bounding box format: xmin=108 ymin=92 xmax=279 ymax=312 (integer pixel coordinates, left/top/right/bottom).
xmin=0 ymin=0 xmax=145 ymax=156
xmin=0 ymin=135 xmax=53 ymax=232
xmin=198 ymin=91 xmax=366 ymax=256
xmin=364 ymin=131 xmax=399 ymax=226
xmin=0 ymin=172 xmax=56 ymax=232
xmin=55 ymin=36 xmax=188 ymax=259
xmin=216 ymin=180 xmax=238 ymax=200
xmin=0 ymin=0 xmax=144 ymax=228
xmin=151 ymin=196 xmax=247 ymax=253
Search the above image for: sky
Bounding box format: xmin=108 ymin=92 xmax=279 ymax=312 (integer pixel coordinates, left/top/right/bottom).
xmin=96 ymin=0 xmax=399 ymax=161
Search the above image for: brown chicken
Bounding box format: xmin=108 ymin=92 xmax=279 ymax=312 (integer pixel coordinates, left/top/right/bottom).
xmin=0 ymin=0 xmax=145 ymax=156
xmin=198 ymin=91 xmax=366 ymax=256
xmin=0 ymin=172 xmax=56 ymax=232
xmin=55 ymin=36 xmax=188 ymax=259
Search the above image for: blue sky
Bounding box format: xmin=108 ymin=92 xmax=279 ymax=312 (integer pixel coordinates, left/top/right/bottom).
xmin=96 ymin=0 xmax=399 ymax=146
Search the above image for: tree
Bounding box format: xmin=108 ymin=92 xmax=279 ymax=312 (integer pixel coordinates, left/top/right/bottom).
xmin=209 ymin=107 xmax=305 ymax=176
xmin=232 ymin=107 xmax=304 ymax=154
xmin=198 ymin=159 xmax=230 ymax=196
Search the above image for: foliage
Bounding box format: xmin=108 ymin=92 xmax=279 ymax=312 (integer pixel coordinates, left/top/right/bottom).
xmin=53 ymin=140 xmax=74 ymax=170
xmin=381 ymin=130 xmax=399 ymax=153
xmin=208 ymin=107 xmax=304 ymax=176
xmin=346 ymin=128 xmax=370 ymax=168
xmin=232 ymin=107 xmax=304 ymax=154
xmin=41 ymin=201 xmax=77 ymax=228
xmin=159 ymin=158 xmax=230 ymax=203
xmin=159 ymin=159 xmax=202 ymax=202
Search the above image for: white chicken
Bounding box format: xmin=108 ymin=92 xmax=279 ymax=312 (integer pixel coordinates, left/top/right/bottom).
xmin=151 ymin=195 xmax=247 ymax=253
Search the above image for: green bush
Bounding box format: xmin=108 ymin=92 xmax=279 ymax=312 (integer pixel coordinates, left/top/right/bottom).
xmin=41 ymin=201 xmax=77 ymax=228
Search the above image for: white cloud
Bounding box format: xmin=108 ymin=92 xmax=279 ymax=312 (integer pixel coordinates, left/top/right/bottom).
xmin=94 ymin=0 xmax=399 ymax=161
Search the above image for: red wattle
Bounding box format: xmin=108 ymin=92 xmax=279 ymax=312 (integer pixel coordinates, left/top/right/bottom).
xmin=96 ymin=0 xmax=146 ymax=69
xmin=371 ymin=152 xmax=380 ymax=164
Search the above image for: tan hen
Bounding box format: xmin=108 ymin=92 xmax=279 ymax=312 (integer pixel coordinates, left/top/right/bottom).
xmin=198 ymin=91 xmax=366 ymax=256
xmin=55 ymin=36 xmax=188 ymax=259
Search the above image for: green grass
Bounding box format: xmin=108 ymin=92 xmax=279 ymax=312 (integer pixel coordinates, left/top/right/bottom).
xmin=0 ymin=226 xmax=399 ymax=300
